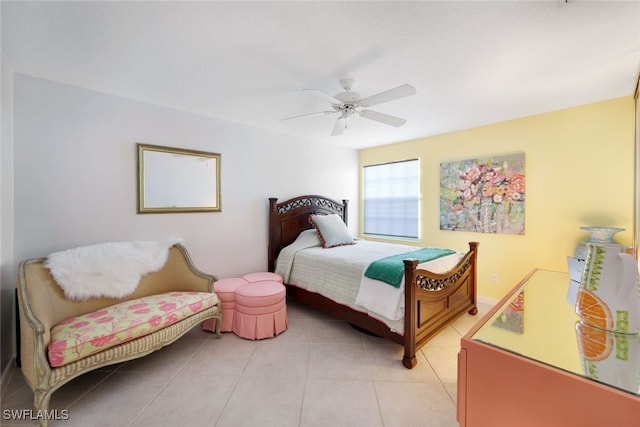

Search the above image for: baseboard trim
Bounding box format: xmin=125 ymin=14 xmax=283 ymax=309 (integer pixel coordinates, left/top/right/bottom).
xmin=477 ymin=295 xmax=499 ymax=307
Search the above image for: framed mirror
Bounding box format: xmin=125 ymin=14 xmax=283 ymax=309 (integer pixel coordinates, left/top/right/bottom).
xmin=137 ymin=143 xmax=221 ymax=213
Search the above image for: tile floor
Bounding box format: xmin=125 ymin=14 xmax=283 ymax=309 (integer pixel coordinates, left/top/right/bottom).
xmin=1 ymin=299 xmax=491 ymax=427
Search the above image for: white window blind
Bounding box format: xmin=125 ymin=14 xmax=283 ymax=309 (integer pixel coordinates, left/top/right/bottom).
xmin=363 ymin=159 xmax=420 ymax=239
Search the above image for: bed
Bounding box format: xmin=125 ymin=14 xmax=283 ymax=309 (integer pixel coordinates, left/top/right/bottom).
xmin=268 ymin=195 xmax=478 ymax=369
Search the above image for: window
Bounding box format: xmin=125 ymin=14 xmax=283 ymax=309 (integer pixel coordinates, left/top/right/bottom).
xmin=363 ymin=159 xmax=420 ymax=239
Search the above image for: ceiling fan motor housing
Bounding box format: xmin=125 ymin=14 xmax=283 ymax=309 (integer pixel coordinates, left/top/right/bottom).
xmin=337 ymin=103 xmax=358 ymax=116
xmin=334 ymin=91 xmax=360 ymax=104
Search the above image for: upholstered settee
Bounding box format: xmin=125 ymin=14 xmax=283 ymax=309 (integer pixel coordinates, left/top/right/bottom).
xmin=16 ymin=243 xmax=222 ymax=427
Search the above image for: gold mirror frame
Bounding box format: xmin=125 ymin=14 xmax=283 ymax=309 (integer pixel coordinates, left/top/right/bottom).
xmin=137 ymin=143 xmax=221 ymax=213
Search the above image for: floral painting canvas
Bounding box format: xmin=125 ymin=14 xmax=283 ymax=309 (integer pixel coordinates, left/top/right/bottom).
xmin=440 ymin=152 xmax=525 ymax=234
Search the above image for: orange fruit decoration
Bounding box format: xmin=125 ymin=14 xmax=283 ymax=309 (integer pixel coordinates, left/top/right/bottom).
xmin=576 ymin=288 xmax=613 ymax=331
xmin=576 ymin=321 xmax=613 ymax=362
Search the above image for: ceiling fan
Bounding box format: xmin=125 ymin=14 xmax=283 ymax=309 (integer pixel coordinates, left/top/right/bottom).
xmin=281 ymin=78 xmax=416 ymax=136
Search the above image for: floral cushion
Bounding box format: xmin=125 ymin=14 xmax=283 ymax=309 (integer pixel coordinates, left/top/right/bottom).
xmin=48 ymin=291 xmax=218 ymax=367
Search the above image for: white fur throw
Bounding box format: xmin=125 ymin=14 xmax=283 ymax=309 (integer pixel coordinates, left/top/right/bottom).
xmin=45 ymin=240 xmax=179 ymax=301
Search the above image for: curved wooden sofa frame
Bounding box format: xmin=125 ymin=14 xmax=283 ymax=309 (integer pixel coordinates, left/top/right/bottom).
xmin=268 ymin=195 xmax=478 ymax=369
xmin=16 ymin=243 xmax=222 ymax=426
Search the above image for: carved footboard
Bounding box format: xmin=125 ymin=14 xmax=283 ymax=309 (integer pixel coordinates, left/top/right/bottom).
xmin=269 ymin=195 xmax=479 ymax=369
xmin=402 ymin=242 xmax=478 ymax=369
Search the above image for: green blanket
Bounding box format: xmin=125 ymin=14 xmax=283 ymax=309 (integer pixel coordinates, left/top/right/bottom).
xmin=364 ymin=247 xmax=456 ymax=288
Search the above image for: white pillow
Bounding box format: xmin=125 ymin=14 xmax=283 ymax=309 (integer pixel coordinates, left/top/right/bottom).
xmin=309 ymin=214 xmax=354 ymax=248
xmin=295 ymin=229 xmax=322 ymax=247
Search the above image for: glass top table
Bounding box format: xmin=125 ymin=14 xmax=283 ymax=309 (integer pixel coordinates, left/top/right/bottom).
xmin=472 ymin=269 xmax=640 ymax=396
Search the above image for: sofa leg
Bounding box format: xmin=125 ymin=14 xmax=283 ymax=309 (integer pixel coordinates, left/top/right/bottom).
xmin=215 ymin=314 xmax=222 ymax=338
xmin=34 ymin=388 xmax=53 ymax=427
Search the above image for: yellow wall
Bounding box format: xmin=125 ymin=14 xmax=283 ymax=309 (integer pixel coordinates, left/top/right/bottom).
xmin=359 ymin=97 xmax=636 ymax=300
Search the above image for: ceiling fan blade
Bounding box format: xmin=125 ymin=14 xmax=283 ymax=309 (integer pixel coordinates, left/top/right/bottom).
xmin=280 ymin=110 xmax=335 ymax=121
xmin=358 ymin=84 xmax=416 ymax=108
xmin=359 ymin=110 xmax=407 ymax=127
xmin=303 ymin=89 xmax=343 ymax=105
xmin=331 ymin=117 xmax=346 ymax=136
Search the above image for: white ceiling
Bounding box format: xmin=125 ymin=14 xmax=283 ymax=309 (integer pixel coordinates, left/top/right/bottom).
xmin=2 ymin=1 xmax=640 ymax=149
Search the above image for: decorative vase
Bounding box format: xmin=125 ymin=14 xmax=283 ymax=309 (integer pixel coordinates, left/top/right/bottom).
xmin=574 ymin=226 xmax=625 ymax=260
xmin=576 ymin=241 xmax=640 ymax=334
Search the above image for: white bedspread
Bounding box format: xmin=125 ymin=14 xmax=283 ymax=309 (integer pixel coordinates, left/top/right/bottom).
xmin=275 ymin=234 xmax=463 ymax=333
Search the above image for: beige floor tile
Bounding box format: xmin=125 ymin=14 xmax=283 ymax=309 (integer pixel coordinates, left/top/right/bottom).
xmin=359 ymin=330 xmax=395 ymax=347
xmin=375 ymin=381 xmax=458 ymax=427
xmin=1 ymin=371 xmax=42 ymax=426
xmin=423 ymin=325 xmax=462 ymax=348
xmin=307 ymin=343 xmax=370 ymax=381
xmin=1 ymin=369 xmax=37 ymax=411
xmin=451 ymin=303 xmax=492 ymax=336
xmin=365 ymin=342 xmax=440 ymax=382
xmin=442 ymin=382 xmax=457 ymax=405
xmin=181 ymin=333 xmax=257 ymax=376
xmin=1 ymin=367 xmax=114 ymax=426
xmin=63 ymin=372 xmax=171 ymax=427
xmin=421 ymin=345 xmax=460 ymax=384
xmin=49 ymin=369 xmax=115 ymax=411
xmin=216 ymin=375 xmax=305 ymax=427
xmin=242 ymin=339 xmax=310 ymax=379
xmin=4 ymin=299 xmax=477 ymax=427
xmin=272 ymin=318 xmax=314 ymax=343
xmin=301 ymin=379 xmax=383 ymax=427
xmin=131 ymin=373 xmax=237 ymax=427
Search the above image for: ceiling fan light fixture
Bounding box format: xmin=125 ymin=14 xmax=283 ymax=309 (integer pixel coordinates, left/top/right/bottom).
xmin=339 ymin=78 xmax=355 ymax=91
xmin=331 ymin=116 xmax=347 ymax=136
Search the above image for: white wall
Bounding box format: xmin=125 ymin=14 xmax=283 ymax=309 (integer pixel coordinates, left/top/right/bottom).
xmin=1 ymin=53 xmax=16 ymax=377
xmin=12 ymin=73 xmax=358 ymax=282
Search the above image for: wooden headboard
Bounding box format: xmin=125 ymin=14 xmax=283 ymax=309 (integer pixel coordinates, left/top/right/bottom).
xmin=268 ymin=195 xmax=349 ymax=272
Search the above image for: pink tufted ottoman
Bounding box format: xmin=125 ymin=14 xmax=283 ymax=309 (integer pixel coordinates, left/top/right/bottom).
xmin=202 ymin=277 xmax=248 ymax=333
xmin=232 ymin=280 xmax=287 ymax=340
